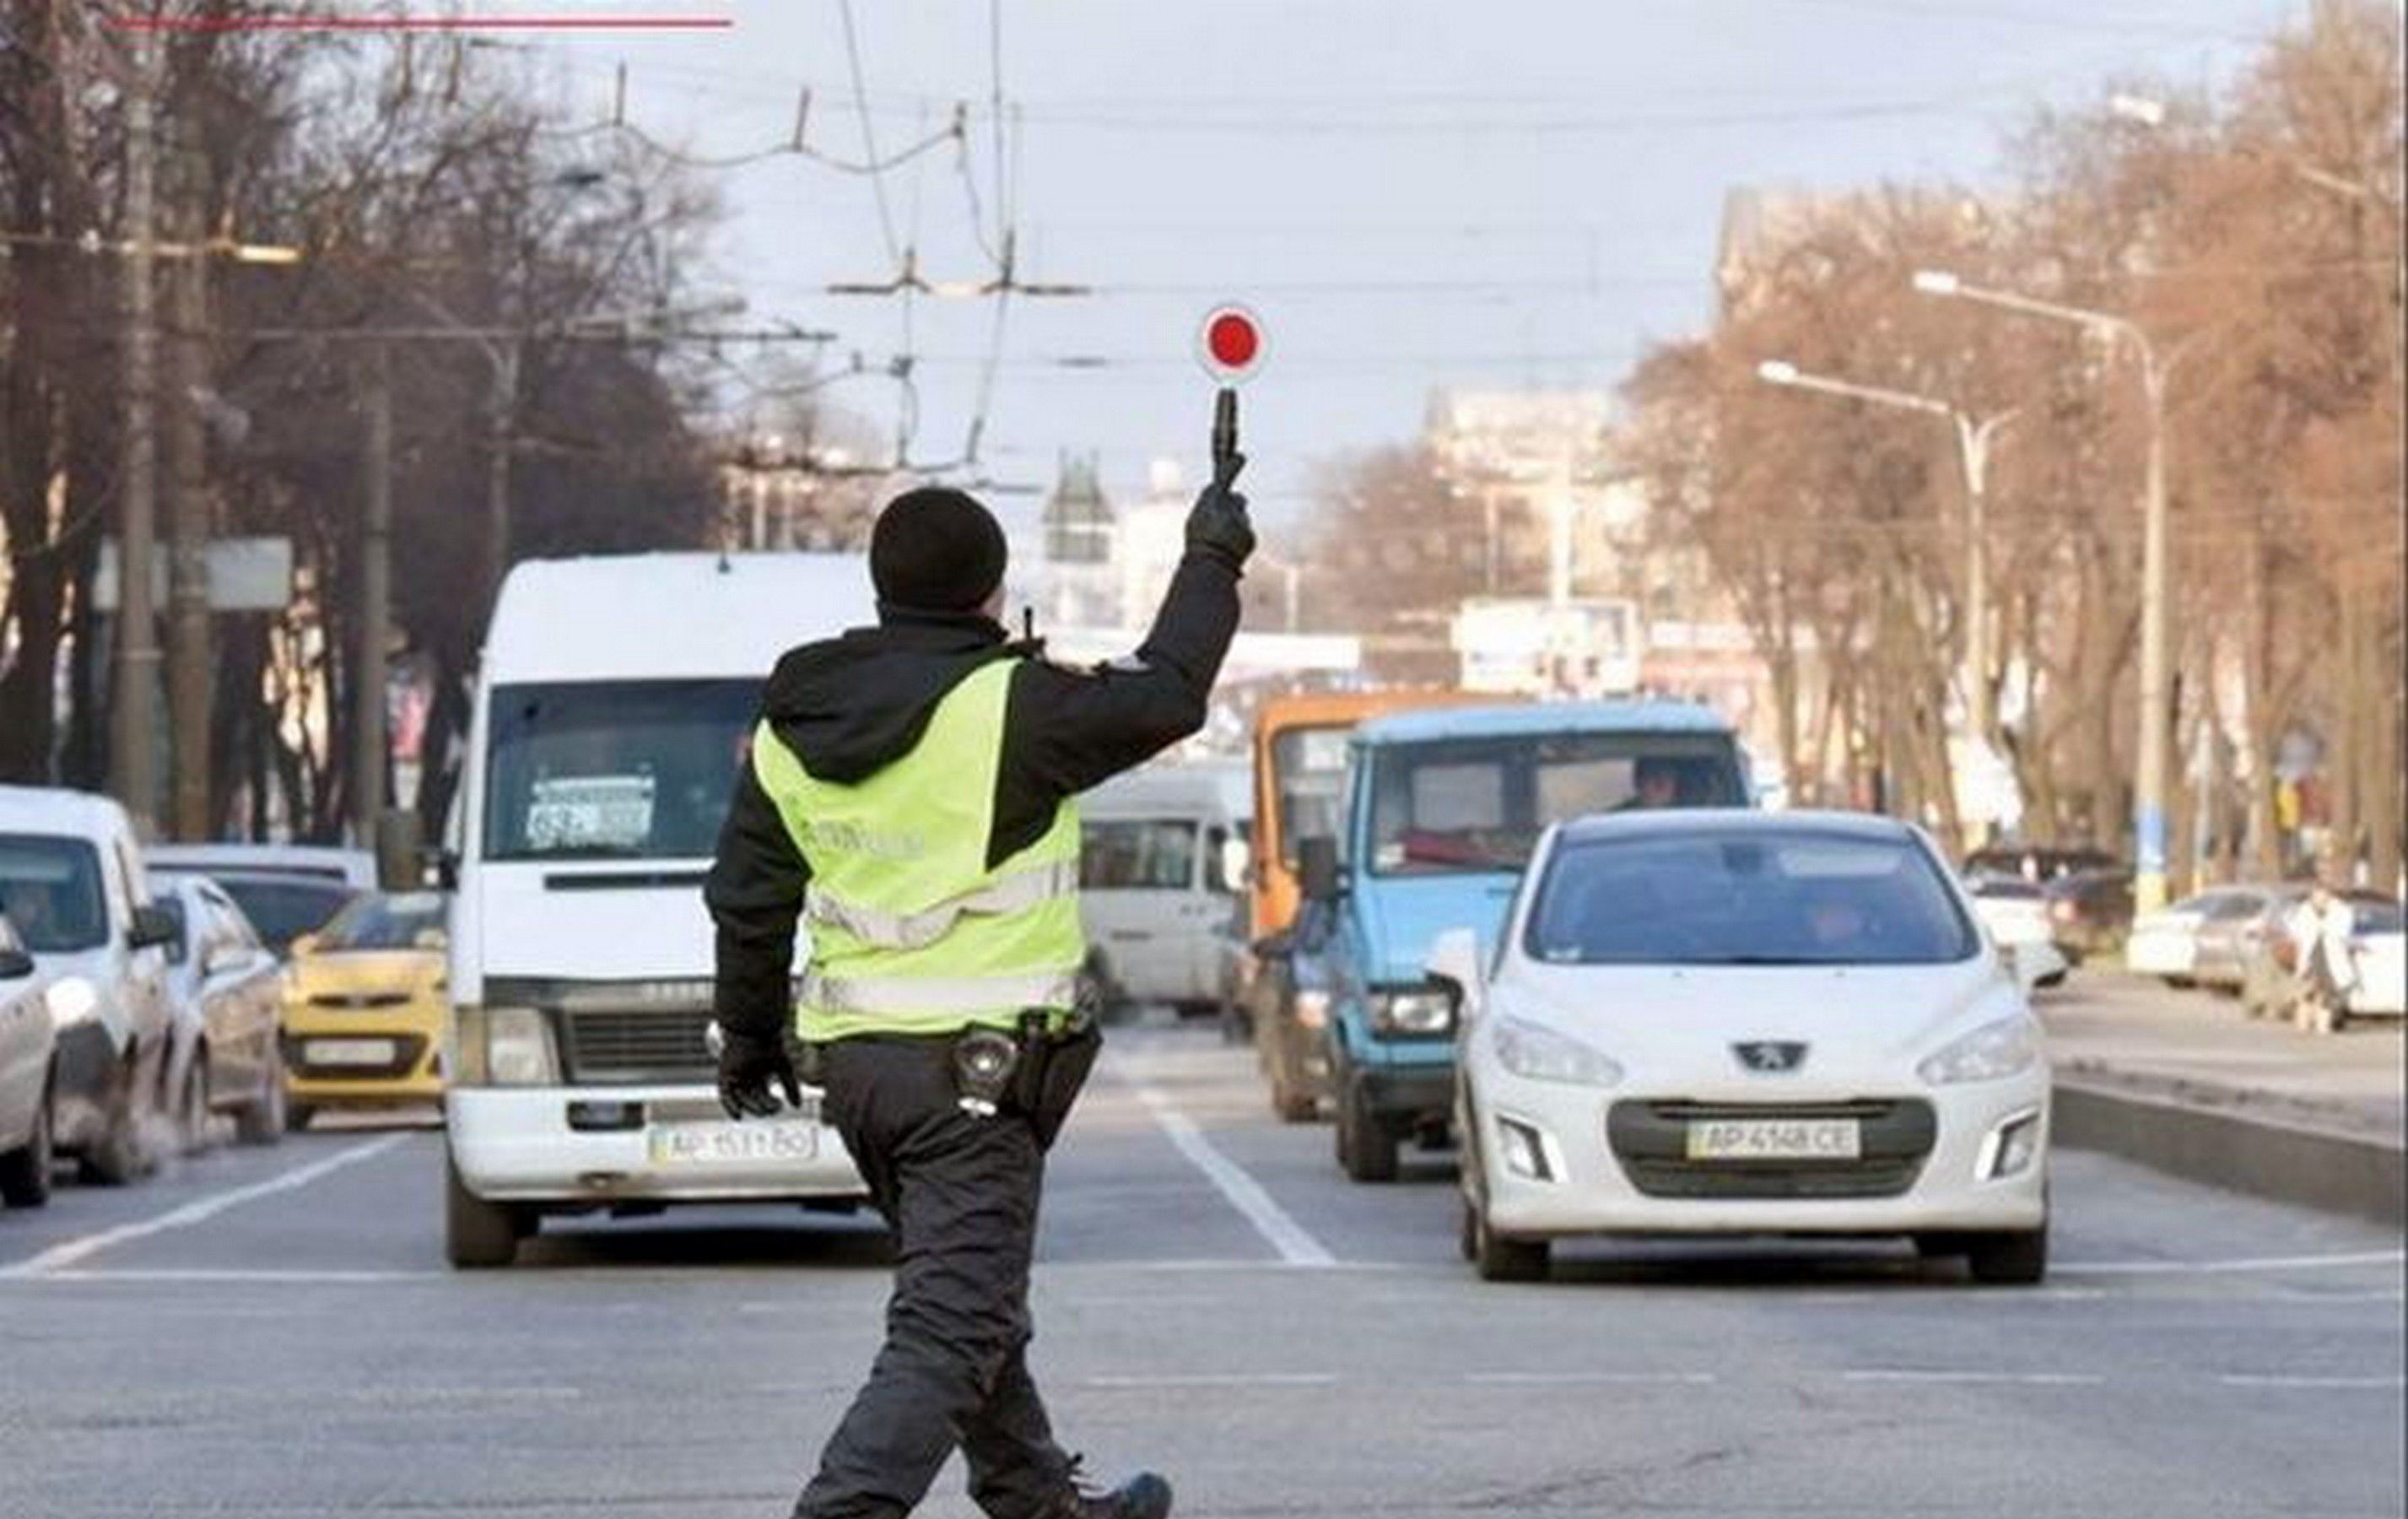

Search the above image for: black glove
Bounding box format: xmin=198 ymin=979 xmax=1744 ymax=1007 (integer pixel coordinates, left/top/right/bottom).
xmin=716 ymin=1027 xmax=802 ymax=1120
xmin=1185 ymin=451 xmax=1254 ymax=571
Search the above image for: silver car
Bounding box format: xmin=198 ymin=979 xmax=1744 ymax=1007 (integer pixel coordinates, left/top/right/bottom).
xmin=0 ymin=911 xmax=57 ymax=1208
xmin=154 ymin=874 xmax=290 ymax=1148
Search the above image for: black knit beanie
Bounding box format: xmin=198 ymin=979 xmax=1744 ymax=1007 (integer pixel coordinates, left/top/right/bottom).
xmin=869 ymin=487 xmax=1008 ymax=614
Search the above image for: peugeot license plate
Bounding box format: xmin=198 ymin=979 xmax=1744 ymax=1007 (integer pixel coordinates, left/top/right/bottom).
xmin=305 ymin=1037 xmax=396 ymax=1068
xmin=1686 ymin=1118 xmax=1860 ymax=1161
xmin=646 ymin=1120 xmax=819 ymax=1168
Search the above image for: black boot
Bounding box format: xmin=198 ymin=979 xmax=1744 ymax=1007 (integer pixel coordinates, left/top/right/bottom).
xmin=1059 ymin=1469 xmax=1171 ymax=1519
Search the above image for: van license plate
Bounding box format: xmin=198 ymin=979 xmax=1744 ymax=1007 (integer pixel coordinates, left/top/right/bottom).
xmin=647 ymin=1121 xmax=819 ymax=1168
xmin=305 ymin=1038 xmax=396 ymax=1068
xmin=1686 ymin=1119 xmax=1860 ymax=1161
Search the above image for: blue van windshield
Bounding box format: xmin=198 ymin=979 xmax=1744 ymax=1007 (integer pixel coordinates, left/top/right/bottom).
xmin=1366 ymin=732 xmax=1743 ymax=876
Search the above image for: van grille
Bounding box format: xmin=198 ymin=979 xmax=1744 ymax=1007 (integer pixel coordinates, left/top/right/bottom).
xmin=559 ymin=1008 xmax=716 ymax=1084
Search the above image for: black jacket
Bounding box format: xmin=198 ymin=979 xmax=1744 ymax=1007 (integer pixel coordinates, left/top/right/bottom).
xmin=705 ymin=549 xmax=1242 ymax=1038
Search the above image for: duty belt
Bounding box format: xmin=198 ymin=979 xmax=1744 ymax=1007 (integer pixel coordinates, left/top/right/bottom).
xmin=803 ymin=858 xmax=1080 ymax=951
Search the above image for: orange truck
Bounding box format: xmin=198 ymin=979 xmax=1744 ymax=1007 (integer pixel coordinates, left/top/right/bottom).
xmin=1243 ymin=689 xmax=1503 ymax=1120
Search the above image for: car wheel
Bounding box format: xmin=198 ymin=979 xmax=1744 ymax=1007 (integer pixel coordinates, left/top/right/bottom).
xmin=2164 ymin=976 xmax=2192 ymax=990
xmin=1471 ymin=1205 xmax=1548 ymax=1283
xmin=1336 ymin=1079 xmax=1398 ymax=1183
xmin=1965 ymin=1223 xmax=2048 ymax=1285
xmin=77 ymin=1057 xmax=152 ymax=1186
xmin=175 ymin=1051 xmax=212 ymax=1156
xmin=1458 ymin=1193 xmax=1480 ymax=1262
xmin=235 ymin=1043 xmax=289 ymax=1147
xmin=445 ymin=1149 xmax=528 ymax=1269
xmin=284 ymin=1100 xmax=317 ymax=1134
xmin=0 ymin=1079 xmax=55 ymax=1208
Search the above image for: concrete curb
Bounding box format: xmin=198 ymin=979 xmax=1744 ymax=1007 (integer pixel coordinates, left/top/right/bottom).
xmin=2053 ymin=1075 xmax=2406 ymax=1227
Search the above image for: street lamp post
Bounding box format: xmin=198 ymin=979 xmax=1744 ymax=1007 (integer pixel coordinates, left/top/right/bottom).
xmin=1754 ymin=359 xmax=2015 ymax=749
xmin=1914 ymin=268 xmax=2177 ymax=912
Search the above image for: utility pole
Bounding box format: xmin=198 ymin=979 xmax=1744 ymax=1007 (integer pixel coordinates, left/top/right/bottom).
xmin=485 ymin=338 xmax=521 ymax=611
xmin=354 ymin=343 xmax=393 ymax=846
xmin=167 ymin=224 xmax=213 ymax=841
xmin=113 ymin=27 xmax=163 ymax=835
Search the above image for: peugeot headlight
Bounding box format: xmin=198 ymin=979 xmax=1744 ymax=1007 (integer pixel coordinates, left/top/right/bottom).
xmin=46 ymin=976 xmax=100 ymax=1029
xmin=1293 ymin=988 xmax=1331 ymax=1031
xmin=1919 ymin=1015 xmax=2042 ymax=1085
xmin=1369 ymin=986 xmax=1454 ymax=1037
xmin=454 ymin=1005 xmax=559 ymax=1087
xmin=1490 ymin=1015 xmax=1622 ymax=1087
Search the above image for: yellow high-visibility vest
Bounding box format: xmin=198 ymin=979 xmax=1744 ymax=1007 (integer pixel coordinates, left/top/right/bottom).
xmin=751 ymin=659 xmax=1084 ymax=1041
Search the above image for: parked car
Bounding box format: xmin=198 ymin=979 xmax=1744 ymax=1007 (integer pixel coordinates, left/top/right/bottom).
xmin=1962 ymin=877 xmax=2068 ymax=989
xmin=2039 ymin=868 xmax=2134 ymax=964
xmin=0 ymin=911 xmax=59 ymax=1208
xmin=2125 ymin=886 xmax=2278 ymax=987
xmin=2346 ymin=901 xmax=2405 ymax=1019
xmin=280 ymin=889 xmax=450 ymax=1130
xmin=153 ymin=874 xmax=291 ymax=1146
xmin=0 ymin=786 xmax=180 ymax=1184
xmin=2193 ymin=885 xmax=2390 ymax=993
xmin=1963 ymin=844 xmax=2120 ymax=882
xmin=150 ymin=856 xmax=360 ymax=959
xmin=147 ymin=842 xmax=375 ymax=891
xmin=1287 ymin=700 xmax=1754 ymax=1183
xmin=1446 ymin=811 xmax=2050 ymax=1285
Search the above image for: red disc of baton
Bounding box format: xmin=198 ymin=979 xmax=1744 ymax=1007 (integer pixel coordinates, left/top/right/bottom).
xmin=1197 ymin=304 xmax=1266 ymax=382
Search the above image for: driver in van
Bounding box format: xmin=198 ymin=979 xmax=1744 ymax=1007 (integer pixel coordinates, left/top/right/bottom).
xmin=706 ymin=473 xmax=1252 ymax=1519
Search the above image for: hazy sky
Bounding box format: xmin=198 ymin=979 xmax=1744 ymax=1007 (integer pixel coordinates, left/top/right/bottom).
xmin=510 ymin=0 xmax=2299 ymax=536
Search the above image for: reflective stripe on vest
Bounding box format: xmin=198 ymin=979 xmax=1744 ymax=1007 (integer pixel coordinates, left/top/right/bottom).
xmin=749 ymin=657 xmax=1087 ymax=1042
xmin=803 ymin=857 xmax=1080 ymax=952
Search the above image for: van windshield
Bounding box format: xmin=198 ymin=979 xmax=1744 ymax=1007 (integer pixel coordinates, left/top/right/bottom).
xmin=1368 ymin=731 xmax=1744 ymax=876
xmin=0 ymin=834 xmax=110 ymax=953
xmin=1270 ymin=723 xmax=1351 ymax=867
xmin=1081 ymin=819 xmax=1198 ymax=890
xmin=483 ymin=680 xmax=760 ymax=862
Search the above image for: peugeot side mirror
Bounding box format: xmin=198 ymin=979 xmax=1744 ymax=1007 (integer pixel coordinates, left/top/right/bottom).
xmin=128 ymin=904 xmax=181 ymax=952
xmin=1298 ymin=835 xmax=1342 ymax=905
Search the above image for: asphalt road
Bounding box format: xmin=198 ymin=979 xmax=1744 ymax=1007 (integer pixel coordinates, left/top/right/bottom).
xmin=2 ymin=1020 xmax=2401 ymax=1518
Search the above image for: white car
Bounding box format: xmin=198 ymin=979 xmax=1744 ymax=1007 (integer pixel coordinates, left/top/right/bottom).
xmin=2125 ymin=887 xmax=2274 ymax=986
xmin=2348 ymin=901 xmax=2405 ymax=1018
xmin=1962 ymin=877 xmax=2068 ymax=990
xmin=0 ymin=911 xmax=58 ymax=1208
xmin=1442 ymin=810 xmax=2049 ymax=1286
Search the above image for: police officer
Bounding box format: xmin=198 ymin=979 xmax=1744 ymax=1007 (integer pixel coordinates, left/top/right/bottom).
xmin=707 ymin=466 xmax=1252 ymax=1519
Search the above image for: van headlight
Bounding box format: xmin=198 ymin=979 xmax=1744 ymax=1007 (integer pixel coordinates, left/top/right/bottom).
xmin=1369 ymin=986 xmax=1454 ymax=1037
xmin=1919 ymin=1016 xmax=2042 ymax=1085
xmin=1490 ymin=1015 xmax=1622 ymax=1087
xmin=452 ymin=1005 xmax=559 ymax=1087
xmin=46 ymin=976 xmax=100 ymax=1029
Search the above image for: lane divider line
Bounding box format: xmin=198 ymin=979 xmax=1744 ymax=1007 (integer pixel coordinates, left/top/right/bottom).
xmin=1842 ymin=1370 xmax=2108 ymax=1386
xmin=0 ymin=1133 xmax=413 ymax=1278
xmin=2218 ymin=1373 xmax=2406 ymax=1390
xmin=1083 ymin=1373 xmax=1342 ymax=1388
xmin=1466 ymin=1371 xmax=1718 ymax=1385
xmin=2057 ymin=1249 xmax=2405 ymax=1275
xmin=1126 ymin=1081 xmax=1337 ymax=1268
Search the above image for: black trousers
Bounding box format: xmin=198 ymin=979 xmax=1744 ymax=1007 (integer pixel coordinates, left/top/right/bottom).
xmin=794 ymin=1036 xmax=1074 ymax=1519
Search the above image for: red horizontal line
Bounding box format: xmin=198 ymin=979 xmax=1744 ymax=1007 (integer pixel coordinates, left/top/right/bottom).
xmin=106 ymin=14 xmax=734 ymax=30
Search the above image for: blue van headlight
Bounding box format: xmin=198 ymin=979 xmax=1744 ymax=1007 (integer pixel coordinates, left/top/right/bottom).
xmin=1369 ymin=986 xmax=1454 ymax=1036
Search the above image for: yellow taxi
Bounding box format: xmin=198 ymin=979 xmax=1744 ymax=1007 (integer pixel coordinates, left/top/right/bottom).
xmin=280 ymin=890 xmax=447 ymax=1127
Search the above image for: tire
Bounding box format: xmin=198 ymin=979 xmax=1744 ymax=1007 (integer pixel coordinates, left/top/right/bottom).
xmin=1335 ymin=1078 xmax=1398 ymax=1184
xmin=175 ymin=1051 xmax=211 ymax=1156
xmin=76 ymin=1058 xmax=150 ymax=1187
xmin=445 ymin=1150 xmax=527 ymax=1269
xmin=1911 ymin=1232 xmax=1965 ymax=1259
xmin=0 ymin=1082 xmax=55 ymax=1208
xmin=1965 ymin=1224 xmax=2048 ymax=1285
xmin=284 ymin=1100 xmax=316 ymax=1134
xmin=235 ymin=1042 xmax=289 ymax=1147
xmin=1458 ymin=1193 xmax=1479 ymax=1262
xmin=1471 ymin=1203 xmax=1548 ymax=1283
xmin=2163 ymin=976 xmax=2193 ymax=990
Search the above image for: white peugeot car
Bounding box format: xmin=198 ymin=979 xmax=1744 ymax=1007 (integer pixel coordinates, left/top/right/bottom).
xmin=1440 ymin=810 xmax=2049 ymax=1286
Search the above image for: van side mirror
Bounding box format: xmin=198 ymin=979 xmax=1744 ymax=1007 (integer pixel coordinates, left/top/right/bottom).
xmin=128 ymin=904 xmax=180 ymax=951
xmin=1217 ymin=836 xmax=1251 ymax=895
xmin=1424 ymin=926 xmax=1485 ymax=1020
xmin=1298 ymin=835 xmax=1342 ymax=905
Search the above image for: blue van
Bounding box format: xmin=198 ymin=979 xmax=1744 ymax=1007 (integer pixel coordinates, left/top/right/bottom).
xmin=1289 ymin=700 xmax=1752 ymax=1182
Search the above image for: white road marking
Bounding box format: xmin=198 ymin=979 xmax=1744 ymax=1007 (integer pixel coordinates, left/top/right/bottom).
xmin=1466 ymin=1371 xmax=1718 ymax=1385
xmin=1127 ymin=1083 xmax=1337 ymax=1268
xmin=2217 ymin=1374 xmax=2406 ymax=1391
xmin=2056 ymin=1249 xmax=2405 ymax=1275
xmin=1842 ymin=1369 xmax=2107 ymax=1386
xmin=0 ymin=1133 xmax=413 ymax=1278
xmin=17 ymin=1267 xmax=444 ymax=1284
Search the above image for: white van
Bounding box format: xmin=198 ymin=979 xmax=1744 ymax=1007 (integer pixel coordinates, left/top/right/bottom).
xmin=441 ymin=553 xmax=877 ymax=1267
xmin=1077 ymin=763 xmax=1249 ymax=1016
